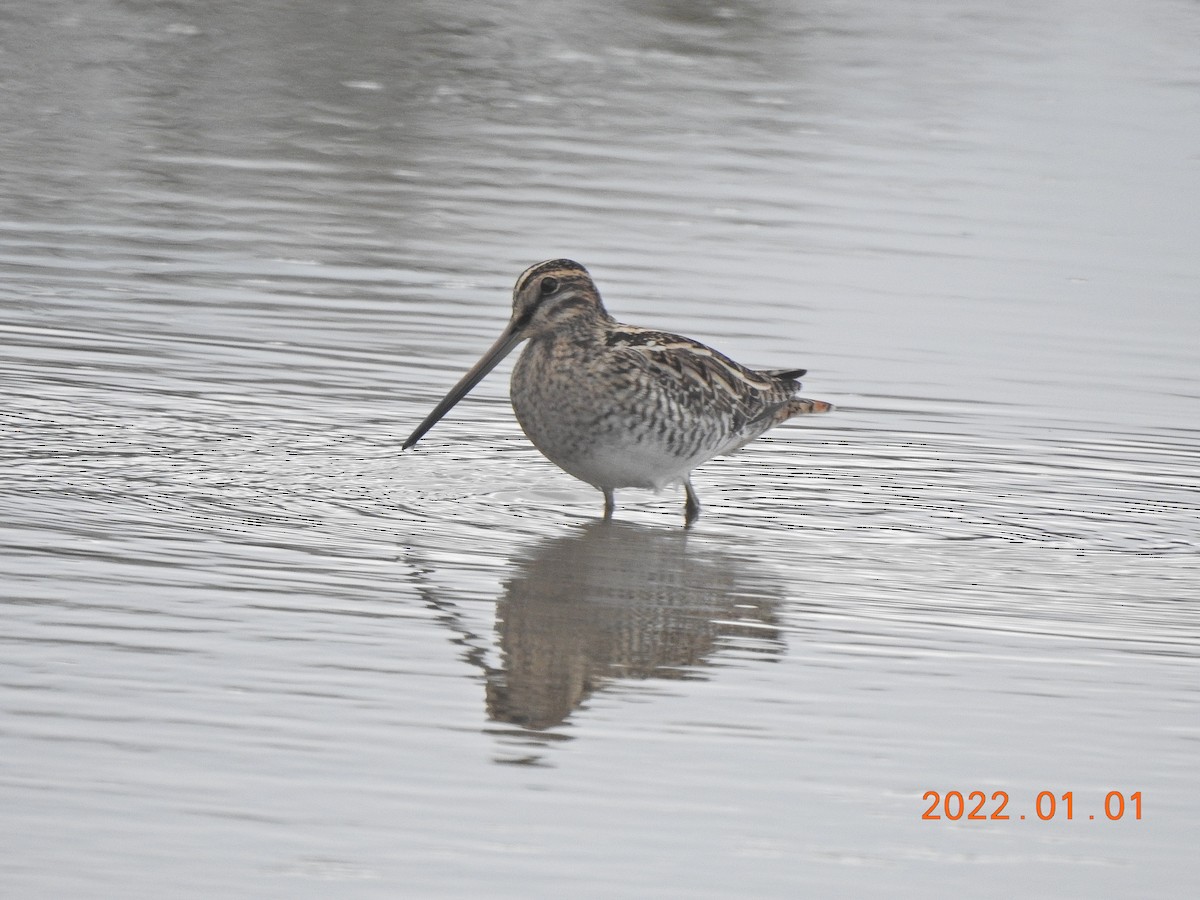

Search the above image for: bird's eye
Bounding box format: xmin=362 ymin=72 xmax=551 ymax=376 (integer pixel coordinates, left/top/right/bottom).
xmin=539 ymin=277 xmax=559 ymax=296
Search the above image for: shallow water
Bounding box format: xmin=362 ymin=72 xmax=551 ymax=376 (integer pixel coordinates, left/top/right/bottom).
xmin=2 ymin=1 xmax=1198 ymax=897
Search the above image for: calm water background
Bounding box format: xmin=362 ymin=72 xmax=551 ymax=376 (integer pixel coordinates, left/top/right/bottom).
xmin=2 ymin=1 xmax=1198 ymax=897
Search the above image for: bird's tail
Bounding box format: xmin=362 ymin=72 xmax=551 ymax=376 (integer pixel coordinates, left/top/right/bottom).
xmin=786 ymin=397 xmax=833 ymax=416
xmin=762 ymin=367 xmax=807 ymax=380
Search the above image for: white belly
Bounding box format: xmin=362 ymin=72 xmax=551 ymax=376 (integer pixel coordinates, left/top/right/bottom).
xmin=539 ymin=437 xmax=704 ymax=491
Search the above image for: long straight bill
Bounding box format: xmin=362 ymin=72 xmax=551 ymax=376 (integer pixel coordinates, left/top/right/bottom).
xmin=402 ymin=321 xmax=526 ymax=449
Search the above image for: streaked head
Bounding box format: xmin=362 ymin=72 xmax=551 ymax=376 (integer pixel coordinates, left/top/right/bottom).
xmin=509 ymin=258 xmax=608 ymax=338
xmin=402 ymin=259 xmax=607 ymax=449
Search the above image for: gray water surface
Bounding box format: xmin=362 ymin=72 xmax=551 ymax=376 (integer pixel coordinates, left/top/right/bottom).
xmin=3 ymin=1 xmax=1198 ymax=897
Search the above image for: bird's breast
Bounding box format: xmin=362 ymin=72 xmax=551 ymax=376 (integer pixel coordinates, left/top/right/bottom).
xmin=509 ymin=339 xmax=730 ymax=489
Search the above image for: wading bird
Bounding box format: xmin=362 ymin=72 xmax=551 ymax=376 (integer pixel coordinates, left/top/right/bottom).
xmin=404 ymin=259 xmax=831 ymax=524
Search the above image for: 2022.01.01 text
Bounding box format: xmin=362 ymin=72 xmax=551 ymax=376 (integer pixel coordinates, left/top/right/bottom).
xmin=922 ymin=790 xmax=1142 ymax=822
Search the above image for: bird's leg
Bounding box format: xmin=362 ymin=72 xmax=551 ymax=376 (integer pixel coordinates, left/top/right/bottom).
xmin=683 ymin=479 xmax=700 ymax=526
xmin=602 ymin=488 xmax=615 ymax=521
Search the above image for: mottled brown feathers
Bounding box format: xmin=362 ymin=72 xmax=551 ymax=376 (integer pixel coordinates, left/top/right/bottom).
xmin=407 ymin=258 xmax=831 ymax=523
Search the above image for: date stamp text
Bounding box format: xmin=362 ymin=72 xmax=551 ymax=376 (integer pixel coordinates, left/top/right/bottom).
xmin=922 ymin=790 xmax=1142 ymax=822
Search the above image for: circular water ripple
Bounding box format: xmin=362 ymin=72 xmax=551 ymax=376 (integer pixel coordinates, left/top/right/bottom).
xmin=9 ymin=382 xmax=1193 ymax=558
xmin=720 ymin=424 xmax=1199 ymax=554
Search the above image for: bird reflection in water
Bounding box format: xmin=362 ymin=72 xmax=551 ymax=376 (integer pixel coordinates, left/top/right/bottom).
xmin=486 ymin=521 xmax=784 ymax=749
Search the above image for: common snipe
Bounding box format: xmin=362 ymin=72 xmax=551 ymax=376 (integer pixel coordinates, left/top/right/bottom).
xmin=404 ymin=259 xmax=831 ymax=523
